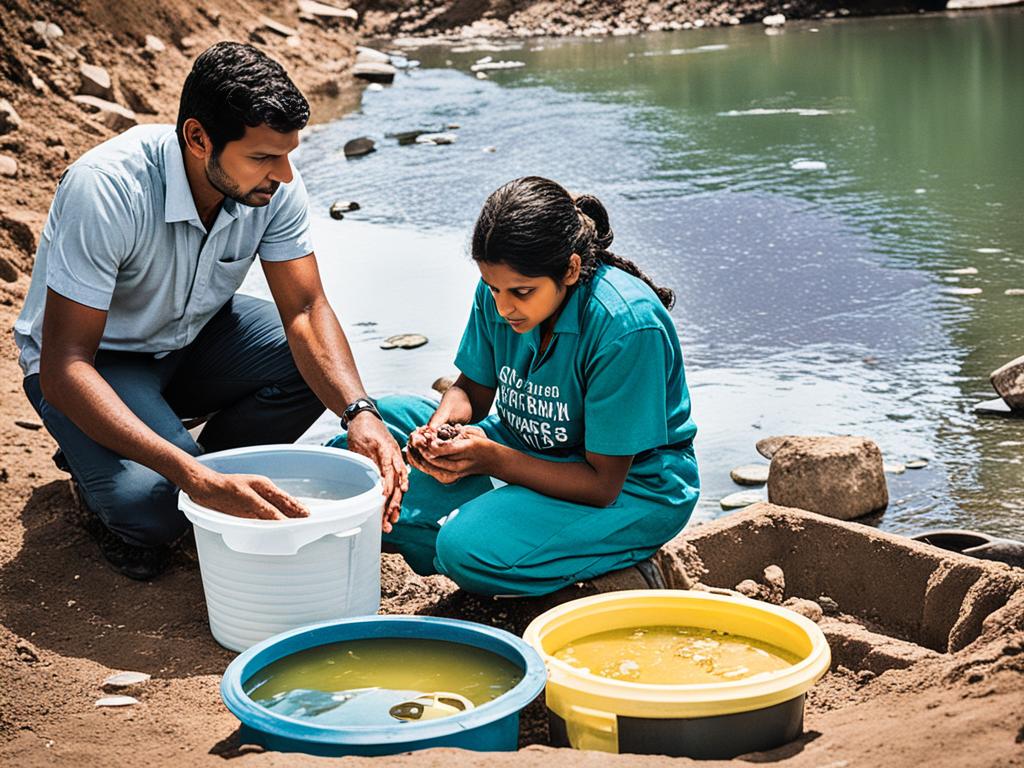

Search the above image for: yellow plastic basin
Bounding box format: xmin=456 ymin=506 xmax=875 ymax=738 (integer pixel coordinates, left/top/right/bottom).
xmin=523 ymin=589 xmax=831 ymax=756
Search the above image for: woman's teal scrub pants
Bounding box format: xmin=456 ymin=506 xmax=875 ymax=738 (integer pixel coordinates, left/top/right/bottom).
xmin=327 ymin=395 xmax=699 ymax=597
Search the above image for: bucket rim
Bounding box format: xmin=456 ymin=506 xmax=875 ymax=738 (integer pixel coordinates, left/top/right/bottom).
xmin=522 ymin=589 xmax=831 ymax=716
xmin=220 ymin=615 xmax=547 ymax=745
xmin=178 ymin=444 xmax=382 ymax=534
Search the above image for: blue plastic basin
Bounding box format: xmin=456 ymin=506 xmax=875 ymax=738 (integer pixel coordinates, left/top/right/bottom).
xmin=221 ymin=615 xmax=547 ymax=756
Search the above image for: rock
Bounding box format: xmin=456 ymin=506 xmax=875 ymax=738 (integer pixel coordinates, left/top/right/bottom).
xmin=95 ymin=696 xmax=139 ymax=707
xmin=415 ymin=132 xmax=457 ymax=145
xmin=15 ymin=420 xmax=42 ymax=431
xmin=973 ymin=397 xmax=1017 ymax=417
xmin=366 ymin=83 xmax=384 ymax=92
xmin=482 ymin=145 xmax=497 ymax=153
xmin=946 ymin=266 xmax=978 ymax=275
xmin=353 ymin=62 xmax=397 ymax=84
xmin=78 ymin=63 xmax=114 ymax=100
xmin=730 ymin=463 xmax=770 ymax=485
xmin=259 ymin=15 xmax=300 ymax=37
xmin=883 ymin=462 xmax=906 ymax=474
xmin=0 ymin=99 xmax=22 ymax=135
xmin=735 ymin=579 xmax=761 ymax=598
xmin=476 ymin=72 xmax=488 ymax=80
xmin=763 ymin=564 xmax=785 ymax=591
xmin=990 ymin=355 xmax=1024 ymax=411
xmin=818 ymin=595 xmax=840 ymax=616
xmin=355 ymin=46 xmax=391 ymax=64
xmin=756 ymin=435 xmax=799 ymax=460
xmin=72 ymin=96 xmax=137 ymax=132
xmin=432 ymin=375 xmax=457 ymax=395
xmin=719 ymin=490 xmax=765 ymax=510
xmin=0 ymin=256 xmax=18 ymax=282
xmin=343 ymin=137 xmax=375 ymax=158
xmin=0 ymin=155 xmax=17 ymax=178
xmin=767 ymin=436 xmax=888 ymax=520
xmin=942 ymin=286 xmax=982 ymax=295
xmin=905 ymin=458 xmax=929 ymax=469
xmin=380 ymin=334 xmax=428 ymax=350
xmin=120 ymin=84 xmax=157 ymax=115
xmin=144 ymin=35 xmax=165 ymax=53
xmin=329 ymin=201 xmax=360 ymax=219
xmin=102 ymin=671 xmax=151 ymax=691
xmin=387 ymin=129 xmax=428 ymax=145
xmin=299 ymin=0 xmax=357 ymax=21
xmin=783 ymin=598 xmax=823 ymax=622
xmin=31 ymin=20 xmax=64 ymax=45
xmin=1004 ymin=289 xmax=1024 ymax=296
xmin=763 ymin=13 xmax=787 ymax=26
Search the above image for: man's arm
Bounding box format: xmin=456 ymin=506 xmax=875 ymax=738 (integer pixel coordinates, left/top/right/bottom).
xmin=261 ymin=254 xmax=408 ymax=528
xmin=38 ymin=289 xmax=308 ymax=520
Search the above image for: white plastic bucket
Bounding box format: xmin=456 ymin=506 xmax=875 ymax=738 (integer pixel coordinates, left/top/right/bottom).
xmin=178 ymin=444 xmax=383 ymax=652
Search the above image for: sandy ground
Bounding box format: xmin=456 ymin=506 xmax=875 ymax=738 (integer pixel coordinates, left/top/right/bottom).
xmin=1 ymin=1 xmax=1023 ymax=766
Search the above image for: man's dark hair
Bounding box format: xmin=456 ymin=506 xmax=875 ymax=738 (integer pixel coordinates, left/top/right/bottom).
xmin=176 ymin=42 xmax=310 ymax=153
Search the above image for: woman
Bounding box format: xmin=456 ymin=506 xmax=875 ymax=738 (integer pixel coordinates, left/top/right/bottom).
xmin=329 ymin=176 xmax=698 ymax=596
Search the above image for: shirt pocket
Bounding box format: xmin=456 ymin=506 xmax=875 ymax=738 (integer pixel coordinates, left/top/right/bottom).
xmin=201 ymin=254 xmax=257 ymax=314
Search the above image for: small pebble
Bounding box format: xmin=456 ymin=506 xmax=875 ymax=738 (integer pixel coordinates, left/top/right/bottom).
xmin=883 ymin=462 xmax=906 ymax=474
xmin=1005 ymin=289 xmax=1024 ymax=296
xmin=735 ymin=579 xmax=761 ymax=598
xmin=905 ymin=459 xmax=929 ymax=469
xmin=763 ymin=564 xmax=785 ymax=590
xmin=431 ymin=375 xmax=456 ymax=395
xmin=95 ymin=696 xmax=139 ymax=707
xmin=818 ymin=595 xmax=840 ymax=615
xmin=102 ymin=671 xmax=151 ymax=690
xmin=782 ymin=597 xmax=823 ymax=622
xmin=15 ymin=419 xmax=43 ymax=430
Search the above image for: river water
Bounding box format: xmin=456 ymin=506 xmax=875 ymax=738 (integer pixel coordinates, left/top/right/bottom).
xmin=243 ymin=10 xmax=1023 ymax=537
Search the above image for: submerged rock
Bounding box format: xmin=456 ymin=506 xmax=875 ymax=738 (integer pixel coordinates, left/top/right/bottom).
xmin=415 ymin=132 xmax=457 ymax=145
xmin=990 ymin=354 xmax=1024 ymax=412
xmin=343 ymin=137 xmax=375 ymax=158
xmin=381 ymin=334 xmax=428 ymax=350
xmin=329 ymin=201 xmax=360 ymax=219
xmin=767 ymin=436 xmax=888 ymax=520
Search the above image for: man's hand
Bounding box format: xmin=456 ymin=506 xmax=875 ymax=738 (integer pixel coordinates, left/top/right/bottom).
xmin=345 ymin=413 xmax=408 ymax=532
xmin=186 ymin=469 xmax=310 ymax=520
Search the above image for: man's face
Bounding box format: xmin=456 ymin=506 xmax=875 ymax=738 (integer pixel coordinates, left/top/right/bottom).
xmin=206 ymin=123 xmax=300 ymax=207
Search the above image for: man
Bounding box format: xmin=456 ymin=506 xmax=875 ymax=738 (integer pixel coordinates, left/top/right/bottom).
xmin=13 ymin=42 xmax=407 ymax=580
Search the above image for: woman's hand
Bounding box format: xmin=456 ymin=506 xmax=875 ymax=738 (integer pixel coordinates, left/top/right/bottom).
xmin=406 ymin=426 xmax=497 ymax=484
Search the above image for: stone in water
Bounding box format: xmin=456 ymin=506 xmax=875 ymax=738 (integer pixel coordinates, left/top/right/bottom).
xmin=720 ymin=490 xmax=765 ymax=510
xmin=381 ymin=334 xmax=428 ymax=350
xmin=883 ymin=462 xmax=906 ymax=474
xmin=905 ymin=459 xmax=928 ymax=469
xmin=730 ymin=464 xmax=770 ymax=485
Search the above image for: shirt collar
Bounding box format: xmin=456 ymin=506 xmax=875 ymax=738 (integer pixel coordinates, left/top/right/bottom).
xmin=552 ymin=281 xmax=585 ymax=336
xmin=161 ymin=131 xmax=239 ymax=230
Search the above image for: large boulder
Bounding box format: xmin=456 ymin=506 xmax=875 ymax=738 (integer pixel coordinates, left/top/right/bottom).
xmin=990 ymin=355 xmax=1024 ymax=412
xmin=767 ymin=436 xmax=888 ymax=520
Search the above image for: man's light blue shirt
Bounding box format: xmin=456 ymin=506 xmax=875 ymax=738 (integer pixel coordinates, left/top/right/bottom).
xmin=14 ymin=124 xmax=313 ymax=376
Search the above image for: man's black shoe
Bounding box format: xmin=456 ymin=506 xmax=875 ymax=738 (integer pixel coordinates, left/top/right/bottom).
xmin=79 ymin=498 xmax=171 ymax=581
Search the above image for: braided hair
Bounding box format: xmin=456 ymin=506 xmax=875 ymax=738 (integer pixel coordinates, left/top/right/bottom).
xmin=471 ymin=176 xmax=675 ymax=309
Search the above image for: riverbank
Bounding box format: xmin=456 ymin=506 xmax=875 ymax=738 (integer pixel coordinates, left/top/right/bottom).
xmin=2 ymin=1 xmax=1023 ymax=766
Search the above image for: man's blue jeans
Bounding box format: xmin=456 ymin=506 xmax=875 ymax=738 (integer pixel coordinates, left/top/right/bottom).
xmin=22 ymin=294 xmax=325 ymax=548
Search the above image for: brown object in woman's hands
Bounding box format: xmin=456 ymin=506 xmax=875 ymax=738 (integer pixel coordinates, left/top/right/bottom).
xmin=436 ymin=424 xmax=462 ymax=441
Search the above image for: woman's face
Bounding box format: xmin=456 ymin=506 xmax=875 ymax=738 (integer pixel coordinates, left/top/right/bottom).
xmin=477 ymin=256 xmax=580 ymax=335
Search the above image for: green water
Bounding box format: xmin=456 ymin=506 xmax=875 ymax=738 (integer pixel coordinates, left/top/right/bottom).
xmin=265 ymin=9 xmax=1024 ymax=537
xmin=554 ymin=625 xmax=800 ymax=684
xmin=243 ymin=638 xmax=523 ymax=725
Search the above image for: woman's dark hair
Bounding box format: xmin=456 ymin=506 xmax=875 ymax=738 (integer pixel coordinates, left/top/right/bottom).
xmin=176 ymin=42 xmax=310 ymax=153
xmin=471 ymin=176 xmax=675 ymax=309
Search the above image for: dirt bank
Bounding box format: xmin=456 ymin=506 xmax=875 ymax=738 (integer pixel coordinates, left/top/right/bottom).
xmin=1 ymin=1 xmax=1022 ymax=766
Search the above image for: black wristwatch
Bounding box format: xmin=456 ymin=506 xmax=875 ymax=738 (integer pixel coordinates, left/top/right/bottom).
xmin=340 ymin=397 xmax=383 ymax=429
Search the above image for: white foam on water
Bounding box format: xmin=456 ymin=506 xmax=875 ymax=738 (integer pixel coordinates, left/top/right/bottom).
xmin=942 ymin=287 xmax=983 ymax=295
xmin=975 ymin=247 xmax=1003 ymax=253
xmin=790 ymin=159 xmax=828 ymax=171
xmin=719 ymin=108 xmax=852 ymax=117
